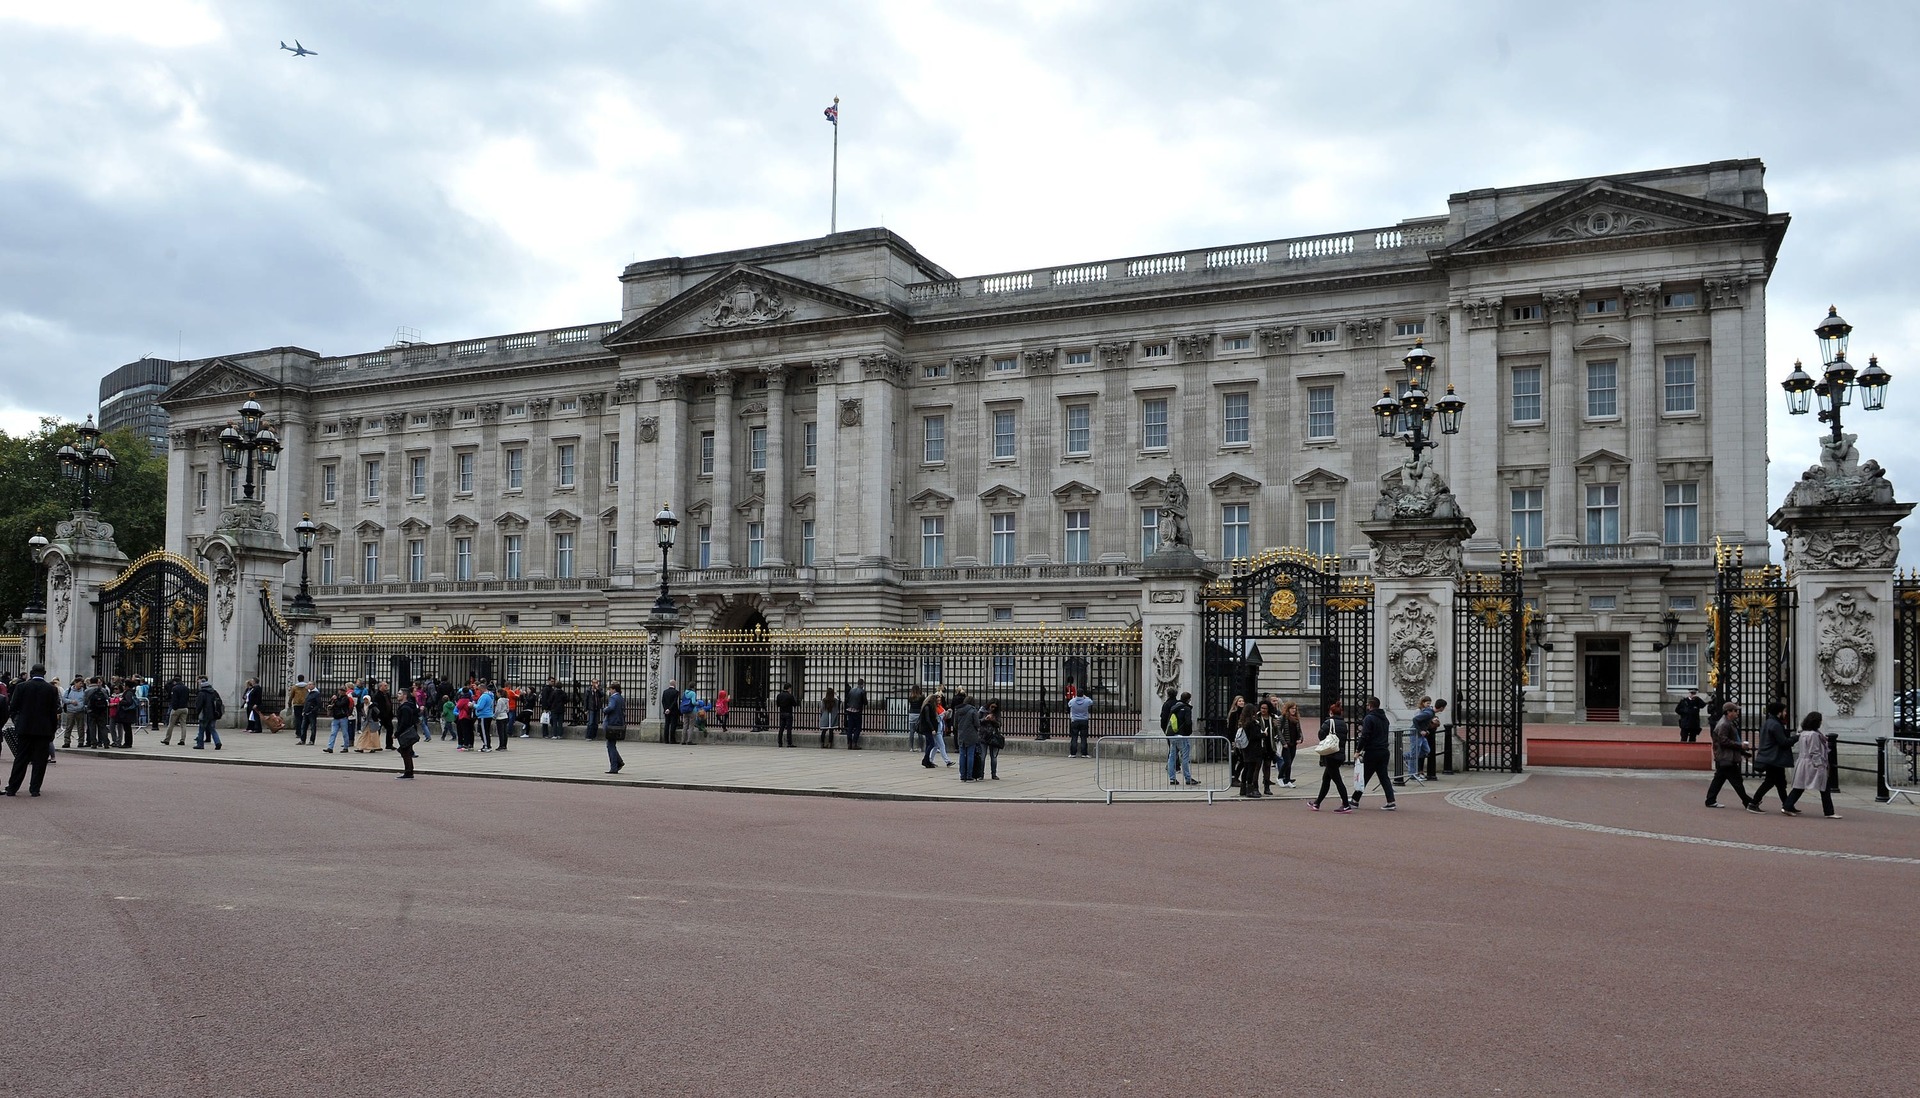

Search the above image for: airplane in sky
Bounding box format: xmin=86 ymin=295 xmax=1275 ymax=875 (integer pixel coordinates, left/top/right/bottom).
xmin=279 ymin=40 xmax=317 ymax=57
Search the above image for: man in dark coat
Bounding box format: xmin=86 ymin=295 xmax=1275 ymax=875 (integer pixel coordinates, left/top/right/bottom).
xmin=1705 ymin=701 xmax=1755 ymax=811
xmin=843 ymin=678 xmax=868 ymax=750
xmin=1675 ymin=688 xmax=1709 ymax=743
xmin=660 ymin=679 xmax=681 ymax=745
xmin=1349 ymin=696 xmax=1398 ymax=810
xmin=6 ymin=665 xmax=62 ymax=797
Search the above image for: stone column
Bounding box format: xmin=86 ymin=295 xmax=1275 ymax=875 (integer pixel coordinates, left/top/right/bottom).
xmin=1624 ymin=284 xmax=1662 ymax=544
xmin=1361 ymin=513 xmax=1475 ymax=731
xmin=643 ymin=612 xmax=681 ymax=742
xmin=1457 ymin=298 xmax=1503 ymax=556
xmin=35 ymin=511 xmax=129 ymax=683
xmin=761 ymin=365 xmax=789 ymax=566
xmin=199 ymin=500 xmax=298 ymax=725
xmin=708 ymin=370 xmax=734 ymax=568
xmin=1544 ymin=290 xmax=1580 ymax=547
xmin=813 ymin=358 xmax=842 ymax=567
xmin=289 ymin=604 xmax=319 ymax=682
xmin=1770 ymin=442 xmax=1913 ymax=738
xmin=1137 ymin=547 xmax=1216 ymax=736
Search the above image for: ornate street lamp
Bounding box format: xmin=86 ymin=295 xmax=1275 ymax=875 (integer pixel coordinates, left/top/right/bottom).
xmin=293 ymin=513 xmax=319 ymax=611
xmin=24 ymin=531 xmax=48 ymax=615
xmin=1374 ymin=339 xmax=1466 ymax=460
xmin=1781 ymin=306 xmax=1891 ymax=439
xmin=218 ymin=395 xmax=282 ymax=502
xmin=56 ymin=415 xmax=118 ymax=509
xmin=652 ymin=502 xmax=681 ymax=617
xmin=1650 ymin=610 xmax=1682 ymax=652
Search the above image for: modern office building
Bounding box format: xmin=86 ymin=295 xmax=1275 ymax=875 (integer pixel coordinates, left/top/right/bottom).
xmin=157 ymin=159 xmax=1786 ymax=722
xmin=99 ymin=356 xmax=175 ymax=455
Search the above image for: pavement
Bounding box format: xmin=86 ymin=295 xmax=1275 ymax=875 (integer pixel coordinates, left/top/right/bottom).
xmin=1 ymin=754 xmax=1913 ymax=1097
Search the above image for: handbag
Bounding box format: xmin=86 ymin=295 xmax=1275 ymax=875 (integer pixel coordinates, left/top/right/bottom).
xmin=1311 ymin=732 xmax=1340 ymax=756
xmin=605 ymin=727 xmax=625 ymax=742
xmin=1233 ymin=728 xmax=1249 ymax=750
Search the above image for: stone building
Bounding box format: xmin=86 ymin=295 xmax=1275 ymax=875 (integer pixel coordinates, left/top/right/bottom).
xmin=156 ymin=158 xmax=1786 ymax=723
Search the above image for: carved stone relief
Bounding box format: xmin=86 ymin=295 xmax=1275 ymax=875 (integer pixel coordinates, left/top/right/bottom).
xmin=1374 ymin=452 xmax=1464 ymax=521
xmin=1256 ymin=326 xmax=1295 ymax=353
xmin=1387 ymin=597 xmax=1440 ymax=706
xmin=701 ymin=281 xmax=793 ymax=328
xmin=951 ymin=355 xmax=982 ymax=380
xmin=637 ymin=417 xmax=659 ymax=444
xmin=48 ymin=555 xmax=71 ymax=633
xmin=206 ymin=546 xmax=237 ymax=639
xmin=1543 ymin=290 xmax=1578 ymax=323
xmin=1176 ymin=334 xmax=1210 ymax=359
xmin=1024 ymin=348 xmax=1057 ymax=373
xmin=1623 ymin=283 xmax=1663 ymax=315
xmin=613 ymin=378 xmax=642 ymax=404
xmin=859 ymin=354 xmax=904 ymax=382
xmin=1097 ymin=341 xmax=1133 ymax=366
xmin=1705 ymin=275 xmax=1747 ymax=310
xmin=429 ymin=407 xmax=454 ymax=429
xmin=1152 ymin=625 xmax=1184 ymax=695
xmin=1815 ymin=589 xmax=1876 ymax=717
xmin=838 ymin=398 xmax=863 ymax=427
xmin=527 ymin=397 xmax=553 ymax=419
xmin=383 ymin=410 xmax=407 ymax=431
xmin=1371 ymin=537 xmax=1464 ymax=579
xmin=170 ymin=429 xmax=194 ymax=451
xmin=477 ymin=402 xmax=503 ymax=424
xmin=812 ymin=358 xmax=843 ymax=382
xmin=579 ymin=391 xmax=606 ymax=413
xmin=339 ymin=417 xmax=361 ymax=436
xmin=1793 ymin=525 xmax=1900 ymax=571
xmin=1345 ymin=318 xmax=1384 ymax=344
xmin=651 ymin=377 xmax=683 ymax=400
xmin=1463 ymin=298 xmax=1503 ymax=329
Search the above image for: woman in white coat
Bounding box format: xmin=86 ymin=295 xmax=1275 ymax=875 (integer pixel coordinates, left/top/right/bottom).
xmin=1782 ymin=711 xmax=1840 ymax=818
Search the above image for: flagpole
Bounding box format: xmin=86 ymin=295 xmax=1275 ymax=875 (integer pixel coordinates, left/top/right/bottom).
xmin=830 ymin=96 xmax=840 ymax=234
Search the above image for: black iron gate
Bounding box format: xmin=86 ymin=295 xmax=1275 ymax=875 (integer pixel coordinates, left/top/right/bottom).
xmin=1895 ymin=571 xmax=1920 ymax=735
xmin=257 ymin=585 xmax=293 ymax=712
xmin=1452 ymin=553 xmax=1527 ymax=772
xmin=95 ymin=551 xmax=209 ymax=690
xmin=1711 ymin=542 xmax=1794 ymax=758
xmin=1200 ymin=548 xmax=1374 ymax=735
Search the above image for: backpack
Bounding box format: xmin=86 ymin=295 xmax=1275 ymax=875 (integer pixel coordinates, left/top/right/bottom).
xmin=88 ymin=686 xmax=109 ymax=714
xmin=679 ymin=693 xmax=695 ymax=714
xmin=212 ymin=692 xmax=226 ymax=720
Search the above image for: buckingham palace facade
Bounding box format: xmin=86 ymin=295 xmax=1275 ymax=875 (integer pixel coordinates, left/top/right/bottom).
xmin=157 ymin=158 xmax=1786 ymax=723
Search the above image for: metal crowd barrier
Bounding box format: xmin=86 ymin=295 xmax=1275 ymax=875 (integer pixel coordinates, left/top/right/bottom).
xmin=1884 ymin=735 xmax=1920 ymax=805
xmin=1094 ymin=735 xmax=1231 ymax=804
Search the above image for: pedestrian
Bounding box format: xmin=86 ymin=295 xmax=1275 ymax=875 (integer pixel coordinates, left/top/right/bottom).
xmin=454 ymin=690 xmax=476 ymax=750
xmin=819 ymin=687 xmax=839 ymax=748
xmin=194 ymin=677 xmax=223 ymax=750
xmin=776 ymin=683 xmax=797 ymax=748
xmin=1067 ymin=682 xmax=1093 ymax=759
xmin=920 ymin=688 xmax=952 ymax=768
xmin=303 ymin=685 xmax=325 ymax=747
xmin=85 ymin=678 xmax=110 ymax=748
xmin=1705 ymin=701 xmax=1758 ymax=811
xmin=5 ymin=665 xmax=60 ymax=797
xmin=1783 ymin=711 xmax=1841 ymax=818
xmin=660 ymin=679 xmax=681 ymax=745
xmin=1165 ymin=691 xmax=1198 ymax=787
xmin=843 ymin=679 xmax=867 ymax=750
xmin=325 ymin=686 xmax=353 ymax=752
xmin=584 ymin=681 xmax=603 ymax=741
xmin=1405 ymin=696 xmax=1437 ymax=783
xmin=1309 ymin=701 xmax=1353 ymax=812
xmin=952 ymin=691 xmax=983 ymax=781
xmin=602 ymin=682 xmax=626 ymax=774
xmin=60 ymin=679 xmax=86 ymax=750
xmin=982 ymin=699 xmax=1005 ymax=780
xmin=905 ymin=685 xmax=925 ymax=750
xmin=1235 ymin=703 xmax=1267 ymax=798
xmin=1750 ymin=701 xmax=1793 ymax=811
xmin=114 ymin=680 xmax=138 ymax=748
xmin=1275 ymin=700 xmax=1303 ymax=788
xmin=1226 ymin=694 xmax=1248 ymax=787
xmin=1350 ymin=696 xmax=1398 ymax=810
xmin=1675 ymin=687 xmax=1709 ymax=743
xmin=394 ymin=693 xmax=420 ymax=779
xmin=438 ymin=692 xmax=455 ymax=742
xmin=373 ymin=681 xmax=397 ymax=751
xmin=163 ymin=677 xmax=192 ymax=745
xmin=241 ymin=678 xmax=263 ymax=734
xmin=714 ymin=688 xmax=731 ymax=733
xmin=473 ymin=684 xmax=496 ymax=751
xmin=1254 ymin=698 xmax=1279 ymax=795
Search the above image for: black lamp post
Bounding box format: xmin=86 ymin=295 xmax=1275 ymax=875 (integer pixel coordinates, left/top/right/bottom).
xmin=56 ymin=415 xmax=118 ymax=509
xmin=1781 ymin=306 xmax=1891 ymax=441
xmin=1373 ymin=339 xmax=1466 ymax=459
xmin=652 ymin=502 xmax=681 ymax=617
xmin=293 ymin=513 xmax=318 ymax=611
xmin=218 ymin=396 xmax=282 ymax=502
xmin=24 ymin=531 xmax=48 ymax=615
xmin=1651 ymin=610 xmax=1681 ymax=652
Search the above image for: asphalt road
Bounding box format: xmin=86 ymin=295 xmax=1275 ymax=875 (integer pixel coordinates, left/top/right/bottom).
xmin=1 ymin=758 xmax=1910 ymax=1097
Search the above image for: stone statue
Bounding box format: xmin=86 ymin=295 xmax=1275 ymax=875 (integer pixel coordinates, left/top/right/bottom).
xmin=1783 ymin=430 xmax=1901 ymax=508
xmin=1373 ymin=450 xmax=1463 ymax=520
xmin=1159 ymin=473 xmax=1193 ymax=550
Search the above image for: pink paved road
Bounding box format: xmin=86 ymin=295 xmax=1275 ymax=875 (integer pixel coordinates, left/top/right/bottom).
xmin=0 ymin=758 xmax=1910 ymax=1096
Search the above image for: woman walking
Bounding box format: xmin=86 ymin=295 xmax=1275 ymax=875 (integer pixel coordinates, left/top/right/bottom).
xmin=819 ymin=687 xmax=839 ymax=748
xmin=1783 ymin=711 xmax=1841 ymax=818
xmin=982 ymin=699 xmax=1005 ymax=780
xmin=1275 ymin=700 xmax=1303 ymax=788
xmin=1310 ymin=701 xmax=1353 ymax=812
xmin=602 ymin=682 xmax=626 ymax=774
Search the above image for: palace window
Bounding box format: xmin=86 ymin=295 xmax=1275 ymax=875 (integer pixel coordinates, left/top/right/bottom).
xmin=747 ymin=427 xmax=766 ymax=473
xmin=1664 ymin=482 xmax=1700 ymax=544
xmin=456 ymin=452 xmax=474 ymax=494
xmin=1511 ymin=304 xmax=1543 ymax=322
xmin=1584 ymin=298 xmax=1619 ymax=315
xmin=1306 ymin=499 xmax=1336 ymax=557
xmin=409 ymin=455 xmax=427 ymax=497
xmin=607 ymin=440 xmax=619 ymax=484
xmin=557 ymin=443 xmax=577 ymax=487
xmin=1142 ymin=342 xmax=1170 ymax=359
xmin=1307 ymin=643 xmax=1322 ymax=688
xmin=990 ymin=513 xmax=1017 ymax=566
xmin=1664 ymin=355 xmax=1697 ymax=413
xmin=991 ymin=410 xmax=1017 ymax=460
xmin=360 ymin=459 xmax=380 ymax=500
xmin=1140 ymin=506 xmax=1160 ymax=560
xmin=505 ymin=448 xmax=524 ymax=490
xmin=1063 ymin=509 xmax=1091 ymax=564
xmin=745 ymin=523 xmax=763 ymax=568
xmin=605 ymin=529 xmax=618 ymax=575
xmin=503 ymin=534 xmax=523 ymax=580
xmin=696 ymin=525 xmax=711 ymax=570
xmin=1065 ymin=349 xmax=1092 ymax=366
xmin=1306 ymin=327 xmax=1337 ymax=344
xmin=407 ymin=539 xmax=425 ymax=583
xmin=921 ymin=516 xmax=946 ymax=567
xmin=1064 ymin=403 xmax=1091 ymax=457
xmin=1666 ymin=642 xmax=1701 ymax=690
xmin=318 ymin=544 xmax=335 ymax=586
xmin=802 ymin=422 xmax=817 ymax=469
xmin=1142 ymin=398 xmax=1169 ymax=450
xmin=321 ymin=463 xmax=337 ymax=503
xmin=1221 ymin=335 xmax=1251 ymax=352
xmin=1306 ymin=386 xmax=1336 ymax=440
xmin=699 ymin=432 xmax=715 ymax=475
xmin=1586 ymin=361 xmax=1618 ymax=418
xmin=801 ymin=520 xmax=815 ymax=566
xmin=1223 ymin=392 xmax=1250 ymax=445
xmin=1221 ymin=503 xmax=1251 ymax=559
xmin=1395 ymin=320 xmax=1425 ymax=337
xmin=455 ymin=537 xmax=472 ymax=580
xmin=992 ymin=356 xmax=1017 ymax=373
xmin=1585 ymin=484 xmax=1621 ymax=545
xmin=1663 ymin=291 xmax=1697 ymax=308
xmin=1511 ymin=488 xmax=1544 ymax=549
xmin=555 ymin=532 xmax=575 ymax=578
xmin=362 ymin=541 xmax=379 ymax=584
xmin=923 ymin=415 xmax=945 ymax=464
xmin=1511 ymin=366 xmax=1543 ymax=424
xmin=923 ymin=362 xmax=948 ymax=379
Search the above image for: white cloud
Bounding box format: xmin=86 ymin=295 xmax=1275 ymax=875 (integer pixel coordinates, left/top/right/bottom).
xmin=0 ymin=0 xmax=225 ymax=48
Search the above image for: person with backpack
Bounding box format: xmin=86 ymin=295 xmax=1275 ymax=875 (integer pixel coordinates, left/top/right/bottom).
xmin=1165 ymin=691 xmax=1198 ymax=787
xmin=85 ymin=678 xmax=111 ymax=748
xmin=302 ymin=685 xmax=324 ymax=747
xmin=194 ymin=677 xmax=224 ymax=750
xmin=1310 ymin=701 xmax=1353 ymax=812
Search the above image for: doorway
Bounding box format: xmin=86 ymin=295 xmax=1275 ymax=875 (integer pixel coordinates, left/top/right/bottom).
xmin=1583 ymin=638 xmax=1621 ymax=717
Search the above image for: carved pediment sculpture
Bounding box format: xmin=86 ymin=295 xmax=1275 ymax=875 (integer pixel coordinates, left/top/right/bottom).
xmin=703 ymin=280 xmax=794 ymax=329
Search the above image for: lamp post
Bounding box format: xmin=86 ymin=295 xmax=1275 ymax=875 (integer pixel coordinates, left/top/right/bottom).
xmin=217 ymin=396 xmax=282 ymax=503
xmin=1373 ymin=339 xmax=1467 ymax=461
xmin=292 ymin=513 xmax=318 ymax=612
xmin=1650 ymin=610 xmax=1681 ymax=652
xmin=56 ymin=415 xmax=118 ymax=509
xmin=1780 ymin=306 xmax=1891 ymax=440
xmin=24 ymin=531 xmax=48 ymax=615
xmin=652 ymin=502 xmax=681 ymax=617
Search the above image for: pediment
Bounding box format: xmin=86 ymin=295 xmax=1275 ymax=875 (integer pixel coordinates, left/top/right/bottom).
xmin=603 ymin=264 xmax=898 ymax=347
xmin=978 ymin=483 xmax=1027 ymax=508
xmin=790 ymin=492 xmax=815 ymax=513
xmin=909 ymin=488 xmax=955 ymax=512
xmin=688 ymin=497 xmax=713 ymax=519
xmin=159 ymin=358 xmax=283 ymax=406
xmin=1447 ymin=179 xmax=1769 ymax=256
xmin=1127 ymin=476 xmax=1167 ymax=501
xmin=1051 ymin=480 xmax=1101 ymax=505
xmin=494 ymin=510 xmax=529 ymax=530
xmin=398 ymin=517 xmax=431 ymax=534
xmin=546 ymin=508 xmax=581 ymax=528
xmin=1291 ymin=467 xmax=1350 ymax=492
xmin=734 ymin=493 xmax=765 ymax=516
xmin=313 ymin=522 xmax=340 ymax=539
xmin=354 ymin=519 xmax=385 ymax=536
xmin=1208 ymin=472 xmax=1263 ymax=496
xmin=1577 ymin=333 xmax=1629 ymax=350
xmin=446 ymin=514 xmax=478 ymax=532
xmin=1576 ymin=448 xmax=1630 ymax=468
xmin=598 ymin=506 xmax=618 ymax=522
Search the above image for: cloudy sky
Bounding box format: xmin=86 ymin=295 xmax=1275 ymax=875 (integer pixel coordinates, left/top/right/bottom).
xmin=3 ymin=0 xmax=1917 ymax=522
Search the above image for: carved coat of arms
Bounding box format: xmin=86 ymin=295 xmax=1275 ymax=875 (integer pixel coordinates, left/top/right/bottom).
xmin=702 ymin=282 xmax=793 ymax=329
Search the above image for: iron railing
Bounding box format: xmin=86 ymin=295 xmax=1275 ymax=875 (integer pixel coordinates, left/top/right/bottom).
xmin=310 ymin=629 xmax=652 ymax=726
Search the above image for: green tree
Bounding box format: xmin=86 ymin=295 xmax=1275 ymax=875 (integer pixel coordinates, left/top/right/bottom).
xmin=0 ymin=419 xmax=168 ymax=623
